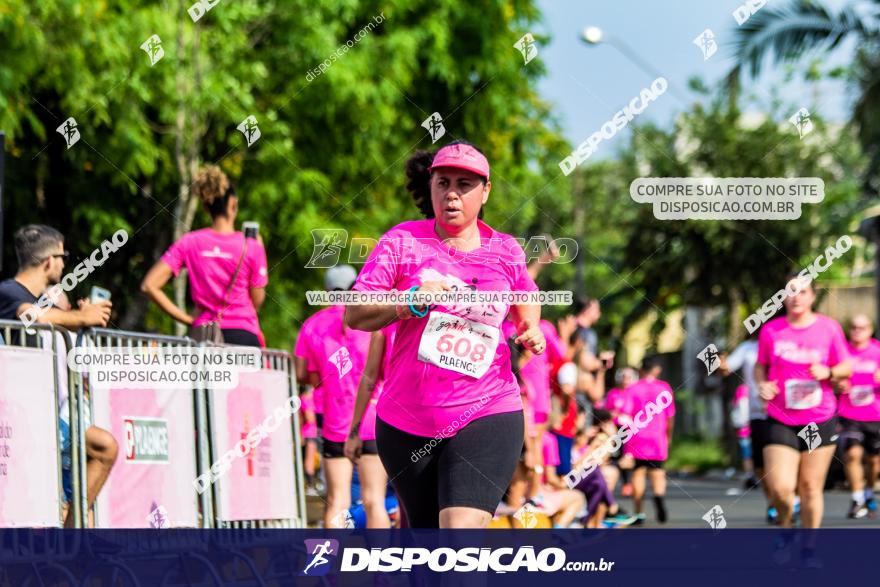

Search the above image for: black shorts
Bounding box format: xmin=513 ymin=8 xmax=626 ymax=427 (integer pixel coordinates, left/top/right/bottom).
xmin=220 ymin=328 xmax=261 ymax=347
xmin=838 ymin=418 xmax=880 ymax=455
xmin=376 ymin=411 xmax=524 ymax=528
xmin=634 ymin=459 xmax=665 ymax=470
xmin=750 ymin=418 xmax=769 ymax=469
xmin=765 ymin=417 xmax=837 ymax=452
xmin=322 ymin=438 xmax=378 ymax=459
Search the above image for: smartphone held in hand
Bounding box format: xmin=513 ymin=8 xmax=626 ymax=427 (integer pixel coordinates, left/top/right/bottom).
xmin=243 ymin=221 xmax=260 ymax=240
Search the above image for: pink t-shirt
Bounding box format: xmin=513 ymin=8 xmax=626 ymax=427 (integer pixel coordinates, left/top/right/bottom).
xmin=358 ymin=323 xmax=398 ymax=441
xmin=838 ymin=340 xmax=880 ymax=422
xmin=353 ymin=219 xmax=538 ymax=437
xmin=542 ymin=431 xmax=560 ymax=468
xmin=162 ymin=228 xmax=268 ymax=338
xmin=621 ymin=378 xmax=675 ymax=461
xmin=600 ymin=387 xmax=626 ymax=413
xmin=517 ymin=320 xmax=564 ymax=419
xmin=521 ymin=380 xmax=536 ymax=438
xmin=300 ymin=392 xmax=317 ymax=439
xmin=294 ymin=305 xmax=372 ymax=442
xmin=294 ymin=323 xmax=323 ymax=415
xmin=540 ymin=431 xmax=562 ymax=486
xmin=757 ymin=314 xmax=849 ymax=425
xmin=732 ymin=385 xmax=750 ymax=438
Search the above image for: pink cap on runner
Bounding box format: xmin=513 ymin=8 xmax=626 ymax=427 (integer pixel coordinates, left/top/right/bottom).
xmin=428 ymin=143 xmax=490 ymax=179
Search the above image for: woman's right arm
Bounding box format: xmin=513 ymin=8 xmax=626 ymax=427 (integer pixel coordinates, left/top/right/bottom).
xmin=249 ymin=287 xmax=266 ymax=310
xmin=140 ymin=261 xmax=194 ymax=325
xmin=345 ymin=331 xmax=387 ymax=462
xmin=345 ymin=305 xmax=399 ymax=332
xmin=345 ymin=281 xmax=452 ymax=331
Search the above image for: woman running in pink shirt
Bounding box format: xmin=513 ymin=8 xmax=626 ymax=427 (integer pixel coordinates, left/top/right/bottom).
xmin=344 ymin=323 xmax=398 ymax=527
xmin=345 ymin=140 xmax=546 ymax=528
xmin=755 ymin=274 xmax=851 ymax=528
xmin=835 ymin=314 xmax=880 ymax=519
xmin=296 ymin=266 xmax=388 ymax=528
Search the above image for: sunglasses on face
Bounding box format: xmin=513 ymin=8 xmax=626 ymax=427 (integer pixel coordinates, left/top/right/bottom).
xmin=44 ymin=251 xmax=70 ymax=261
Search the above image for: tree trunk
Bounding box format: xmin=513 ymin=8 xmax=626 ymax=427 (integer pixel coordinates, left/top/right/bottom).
xmin=727 ymin=287 xmax=742 ymax=346
xmin=172 ymin=6 xmax=202 ymax=337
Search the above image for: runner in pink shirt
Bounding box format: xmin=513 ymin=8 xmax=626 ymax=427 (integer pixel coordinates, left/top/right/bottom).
xmin=599 ymin=367 xmax=637 ymax=421
xmin=835 ymin=314 xmax=880 ymax=519
xmin=599 ymin=366 xmax=638 ymax=496
xmin=142 ymin=165 xmax=268 ymax=347
xmin=345 ymin=140 xmax=546 ymax=528
xmin=299 ymin=389 xmax=320 ymax=493
xmin=620 ymin=356 xmax=675 ymax=524
xmin=755 ymin=275 xmax=851 ymax=528
xmin=344 ymin=322 xmax=399 ymax=528
xmin=731 ymin=384 xmax=754 ymax=482
xmin=524 ymin=320 xmax=565 ymax=426
xmin=296 ymin=265 xmax=378 ymax=528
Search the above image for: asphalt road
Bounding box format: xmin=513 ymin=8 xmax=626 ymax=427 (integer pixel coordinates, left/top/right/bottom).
xmin=628 ymin=475 xmax=880 ymax=528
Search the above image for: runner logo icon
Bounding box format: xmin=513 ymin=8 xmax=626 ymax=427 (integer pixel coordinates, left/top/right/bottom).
xmin=697 ymin=344 xmax=721 ymax=375
xmin=798 ymin=422 xmax=821 ymax=453
xmin=702 ymin=505 xmax=727 ymax=529
xmin=301 ymin=539 xmax=340 ymax=576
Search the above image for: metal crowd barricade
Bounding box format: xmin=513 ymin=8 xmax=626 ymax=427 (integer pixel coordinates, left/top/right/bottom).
xmin=0 ymin=320 xmax=81 ymax=581
xmin=203 ymin=343 xmax=307 ymax=530
xmin=1 ymin=322 xmax=306 ymax=534
xmin=76 ymin=327 xmax=207 ymax=530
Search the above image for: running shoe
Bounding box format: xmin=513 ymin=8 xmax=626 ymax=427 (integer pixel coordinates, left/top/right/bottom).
xmin=743 ymin=476 xmax=760 ymax=490
xmin=866 ymin=497 xmax=877 ymax=513
xmin=766 ymin=506 xmax=778 ymax=524
xmin=605 ymin=512 xmax=640 ymax=527
xmin=847 ymin=500 xmax=869 ymax=519
xmin=630 ymin=513 xmax=646 ymax=526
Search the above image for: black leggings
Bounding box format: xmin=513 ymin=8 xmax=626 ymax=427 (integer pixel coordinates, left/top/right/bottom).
xmin=376 ymin=411 xmax=523 ymax=528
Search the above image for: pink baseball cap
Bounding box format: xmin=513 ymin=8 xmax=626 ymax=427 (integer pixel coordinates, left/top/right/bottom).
xmin=428 ymin=143 xmax=490 ymax=180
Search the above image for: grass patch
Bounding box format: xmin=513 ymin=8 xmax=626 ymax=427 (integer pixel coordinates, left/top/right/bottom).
xmin=666 ymin=437 xmax=729 ymax=474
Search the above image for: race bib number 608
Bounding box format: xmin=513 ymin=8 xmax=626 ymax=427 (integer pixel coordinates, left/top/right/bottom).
xmin=417 ymin=311 xmax=499 ymax=378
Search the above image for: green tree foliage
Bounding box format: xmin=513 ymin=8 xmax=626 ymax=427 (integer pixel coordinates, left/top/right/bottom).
xmin=0 ymin=0 xmax=570 ymax=347
xmin=563 ymin=85 xmax=865 ymax=348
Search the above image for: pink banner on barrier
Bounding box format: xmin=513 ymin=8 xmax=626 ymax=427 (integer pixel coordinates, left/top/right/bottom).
xmin=92 ymin=383 xmax=198 ymax=528
xmin=211 ymin=369 xmax=297 ymax=521
xmin=0 ymin=347 xmax=61 ymax=527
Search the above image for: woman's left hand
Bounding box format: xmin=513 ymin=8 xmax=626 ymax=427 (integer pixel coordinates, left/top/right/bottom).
xmin=515 ymin=319 xmax=546 ymax=355
xmin=344 ymin=434 xmax=363 ymax=463
xmin=809 ymin=364 xmax=831 ymax=381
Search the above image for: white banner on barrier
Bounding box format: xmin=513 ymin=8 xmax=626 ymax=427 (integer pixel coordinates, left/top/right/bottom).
xmin=210 ymin=369 xmax=297 ymax=522
xmin=0 ymin=347 xmax=61 ymax=527
xmin=91 ymin=380 xmax=199 ymax=528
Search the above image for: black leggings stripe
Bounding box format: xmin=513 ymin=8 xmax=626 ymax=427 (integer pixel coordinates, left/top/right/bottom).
xmin=376 ymin=411 xmax=523 ymax=528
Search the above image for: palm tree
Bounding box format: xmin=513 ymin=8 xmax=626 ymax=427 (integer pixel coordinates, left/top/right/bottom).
xmin=730 ymin=0 xmax=880 ymax=191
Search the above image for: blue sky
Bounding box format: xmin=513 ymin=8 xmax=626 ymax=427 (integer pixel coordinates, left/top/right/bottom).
xmin=535 ymin=0 xmax=858 ymax=153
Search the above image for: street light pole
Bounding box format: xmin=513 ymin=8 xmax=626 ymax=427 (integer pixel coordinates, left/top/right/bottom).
xmin=580 ymin=26 xmax=689 ymax=105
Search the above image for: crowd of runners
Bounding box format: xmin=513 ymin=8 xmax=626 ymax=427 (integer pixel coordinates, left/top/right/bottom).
xmin=3 ymin=139 xmax=878 ymax=530
xmin=292 ymin=140 xmax=880 ymax=530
